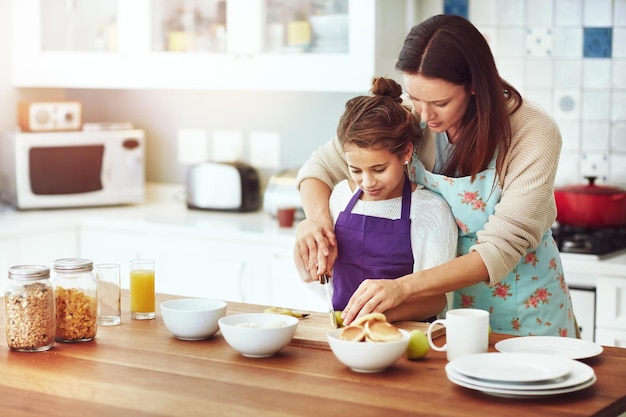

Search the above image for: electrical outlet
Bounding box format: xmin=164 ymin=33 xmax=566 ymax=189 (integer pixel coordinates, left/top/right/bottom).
xmin=249 ymin=131 xmax=281 ymax=169
xmin=580 ymin=152 xmax=609 ymax=182
xmin=177 ymin=128 xmax=209 ymax=164
xmin=212 ymin=130 xmax=243 ymax=162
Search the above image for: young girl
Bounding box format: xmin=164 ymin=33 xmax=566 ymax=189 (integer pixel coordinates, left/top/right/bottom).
xmin=296 ymin=77 xmax=457 ymax=322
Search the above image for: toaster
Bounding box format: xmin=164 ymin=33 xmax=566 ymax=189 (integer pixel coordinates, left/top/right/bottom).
xmin=186 ymin=162 xmax=261 ymax=212
xmin=263 ymin=168 xmax=304 ymax=220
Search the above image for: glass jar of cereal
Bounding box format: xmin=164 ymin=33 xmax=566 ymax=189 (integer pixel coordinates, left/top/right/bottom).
xmin=5 ymin=265 xmax=56 ymax=352
xmin=52 ymin=258 xmax=98 ymax=342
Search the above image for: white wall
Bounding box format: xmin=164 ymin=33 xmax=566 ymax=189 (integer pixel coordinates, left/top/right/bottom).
xmin=0 ymin=0 xmax=16 ymax=132
xmin=64 ymin=88 xmax=355 ymax=184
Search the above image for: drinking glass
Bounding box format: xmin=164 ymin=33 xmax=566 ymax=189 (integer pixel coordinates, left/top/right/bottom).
xmin=95 ymin=263 xmax=121 ymax=326
xmin=130 ymin=259 xmax=155 ymax=320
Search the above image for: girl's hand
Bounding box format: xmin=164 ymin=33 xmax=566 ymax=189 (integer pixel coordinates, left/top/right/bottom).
xmin=341 ymin=279 xmax=407 ymax=325
xmin=294 ymin=218 xmax=337 ymax=278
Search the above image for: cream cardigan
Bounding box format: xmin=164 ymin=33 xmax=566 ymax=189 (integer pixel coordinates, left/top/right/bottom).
xmin=296 ymin=100 xmax=562 ymax=285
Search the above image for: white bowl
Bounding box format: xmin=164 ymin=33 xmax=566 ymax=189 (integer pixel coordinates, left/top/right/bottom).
xmin=218 ymin=313 xmax=299 ymax=358
xmin=327 ymin=328 xmax=410 ymax=373
xmin=160 ymin=298 xmax=227 ymax=340
xmin=309 ymin=14 xmax=349 ymax=41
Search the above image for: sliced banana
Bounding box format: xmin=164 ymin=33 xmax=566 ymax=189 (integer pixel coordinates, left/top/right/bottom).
xmin=263 ymin=307 xmax=310 ymax=319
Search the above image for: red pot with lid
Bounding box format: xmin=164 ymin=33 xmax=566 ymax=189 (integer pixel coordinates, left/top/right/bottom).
xmin=554 ymin=176 xmax=626 ymax=227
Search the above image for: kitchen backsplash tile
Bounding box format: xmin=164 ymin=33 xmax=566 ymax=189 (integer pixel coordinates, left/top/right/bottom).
xmin=610 ymin=153 xmax=626 ymax=179
xmin=612 ymin=123 xmax=626 ymax=151
xmin=455 ymin=0 xmax=626 ymax=185
xmin=526 ymin=0 xmax=553 ymax=25
xmin=556 ymin=151 xmax=580 ymax=184
xmin=558 ymin=119 xmax=581 ymax=151
xmin=553 ymin=89 xmax=580 ymax=119
xmin=498 ymin=28 xmax=525 ymax=57
xmin=582 ymin=121 xmax=610 ymax=151
xmin=443 ymin=0 xmax=469 ymax=19
xmin=525 ymin=59 xmax=553 ymax=88
xmin=614 ymin=60 xmax=626 ymax=88
xmin=468 ymin=0 xmax=497 ymax=25
xmin=525 ymin=27 xmax=553 ymax=57
xmin=612 ymin=92 xmax=626 ymax=119
xmin=553 ymin=59 xmax=582 ymax=88
xmin=583 ymin=27 xmax=612 ymax=58
xmin=555 ymin=0 xmax=582 ymax=26
xmin=499 ymin=0 xmax=524 ymax=25
xmin=616 ymin=0 xmax=626 ymax=25
xmin=611 ymin=28 xmax=626 ymax=57
xmin=581 ymin=91 xmax=610 ymax=120
xmin=582 ymin=60 xmax=611 ymax=88
xmin=553 ymin=27 xmax=582 ymax=57
xmin=581 ymin=151 xmax=610 ymax=179
xmin=582 ymin=0 xmax=613 ymax=26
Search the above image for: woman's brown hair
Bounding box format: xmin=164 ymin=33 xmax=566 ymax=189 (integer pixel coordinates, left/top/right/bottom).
xmin=337 ymin=77 xmax=421 ymax=159
xmin=396 ymin=14 xmax=522 ymax=180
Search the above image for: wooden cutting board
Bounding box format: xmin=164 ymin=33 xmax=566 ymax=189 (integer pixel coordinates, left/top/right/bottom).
xmin=226 ymin=304 xmax=445 ymax=350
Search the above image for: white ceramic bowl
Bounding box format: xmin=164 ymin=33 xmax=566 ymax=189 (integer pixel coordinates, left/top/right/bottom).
xmin=327 ymin=328 xmax=410 ymax=373
xmin=160 ymin=298 xmax=227 ymax=340
xmin=218 ymin=313 xmax=299 ymax=358
xmin=309 ymin=14 xmax=349 ymax=41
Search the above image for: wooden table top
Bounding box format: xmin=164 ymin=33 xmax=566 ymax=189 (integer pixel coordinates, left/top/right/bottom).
xmin=0 ymin=292 xmax=624 ymax=417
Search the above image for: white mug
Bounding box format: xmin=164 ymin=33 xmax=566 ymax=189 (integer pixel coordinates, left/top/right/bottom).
xmin=427 ymin=308 xmax=489 ymax=361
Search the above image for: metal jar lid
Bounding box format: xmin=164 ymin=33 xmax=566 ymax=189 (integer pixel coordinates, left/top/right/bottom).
xmin=53 ymin=258 xmax=94 ymax=272
xmin=8 ymin=265 xmax=51 ymax=279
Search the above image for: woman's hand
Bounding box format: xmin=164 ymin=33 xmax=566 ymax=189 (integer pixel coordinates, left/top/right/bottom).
xmin=294 ymin=218 xmax=337 ymax=280
xmin=341 ymin=279 xmax=407 ymax=325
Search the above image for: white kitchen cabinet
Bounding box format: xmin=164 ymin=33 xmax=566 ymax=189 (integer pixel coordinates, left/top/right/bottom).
xmin=251 ymin=242 xmax=328 ymax=313
xmin=17 ymin=229 xmax=78 ymax=265
xmin=0 ymin=229 xmax=78 ymax=294
xmin=0 ymin=239 xmax=19 ymax=295
xmin=147 ymin=235 xmax=249 ymax=302
xmin=12 ymin=0 xmax=408 ymax=91
xmin=79 ymin=227 xmax=146 ymax=289
xmin=596 ymin=276 xmax=626 ymax=348
xmin=79 ymin=226 xmax=248 ymax=302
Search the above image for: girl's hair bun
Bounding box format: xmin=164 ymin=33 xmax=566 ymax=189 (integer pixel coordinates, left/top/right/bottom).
xmin=371 ymin=77 xmax=403 ymax=103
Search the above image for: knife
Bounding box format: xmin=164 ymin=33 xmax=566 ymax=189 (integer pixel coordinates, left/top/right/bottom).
xmin=320 ymin=273 xmax=337 ymax=328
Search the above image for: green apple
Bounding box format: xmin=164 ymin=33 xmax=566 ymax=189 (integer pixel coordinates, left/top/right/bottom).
xmin=405 ymin=329 xmax=429 ymax=360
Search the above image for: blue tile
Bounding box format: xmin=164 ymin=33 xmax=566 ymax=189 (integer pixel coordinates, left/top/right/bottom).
xmin=583 ymin=27 xmax=612 ymax=58
xmin=444 ymin=0 xmax=469 ymax=19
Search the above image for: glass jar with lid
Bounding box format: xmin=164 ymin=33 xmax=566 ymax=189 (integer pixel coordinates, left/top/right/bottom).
xmin=5 ymin=265 xmax=56 ymax=352
xmin=52 ymin=258 xmax=98 ymax=342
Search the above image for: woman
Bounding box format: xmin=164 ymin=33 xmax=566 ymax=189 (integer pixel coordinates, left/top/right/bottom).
xmin=296 ymin=77 xmax=457 ymax=322
xmin=295 ymin=14 xmax=578 ymax=337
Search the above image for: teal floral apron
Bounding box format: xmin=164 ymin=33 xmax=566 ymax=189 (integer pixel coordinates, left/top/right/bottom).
xmin=410 ymin=154 xmax=577 ymax=337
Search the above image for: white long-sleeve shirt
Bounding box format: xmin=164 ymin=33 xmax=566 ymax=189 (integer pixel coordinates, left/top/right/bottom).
xmin=329 ymin=180 xmax=458 ymax=272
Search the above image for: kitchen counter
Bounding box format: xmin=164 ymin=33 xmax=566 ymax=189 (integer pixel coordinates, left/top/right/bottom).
xmin=0 ymin=292 xmax=624 ymax=417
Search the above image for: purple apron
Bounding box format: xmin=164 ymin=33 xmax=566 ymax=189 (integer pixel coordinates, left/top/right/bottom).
xmin=332 ymin=176 xmax=414 ymax=310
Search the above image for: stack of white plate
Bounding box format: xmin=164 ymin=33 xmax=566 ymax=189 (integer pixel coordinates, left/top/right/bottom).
xmin=445 ymin=337 xmax=603 ymax=398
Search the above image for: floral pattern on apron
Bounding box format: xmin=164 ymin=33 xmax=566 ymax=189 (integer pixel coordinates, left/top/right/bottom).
xmin=410 ymin=156 xmax=577 ymax=337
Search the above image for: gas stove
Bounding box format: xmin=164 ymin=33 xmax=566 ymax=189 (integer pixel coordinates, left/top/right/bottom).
xmin=552 ymin=224 xmax=626 ymax=259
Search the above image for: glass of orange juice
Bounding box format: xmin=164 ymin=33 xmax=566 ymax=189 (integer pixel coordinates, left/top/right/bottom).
xmin=130 ymin=259 xmax=155 ymax=320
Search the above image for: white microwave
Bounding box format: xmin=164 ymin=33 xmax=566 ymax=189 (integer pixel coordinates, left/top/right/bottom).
xmin=0 ymin=130 xmax=145 ymax=209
